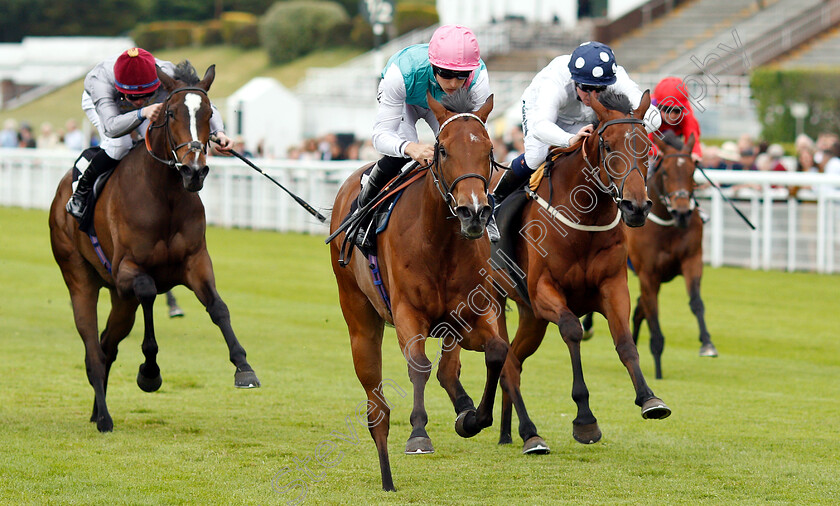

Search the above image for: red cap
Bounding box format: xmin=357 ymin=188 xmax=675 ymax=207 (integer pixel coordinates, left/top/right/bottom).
xmin=114 ymin=48 xmax=160 ymax=95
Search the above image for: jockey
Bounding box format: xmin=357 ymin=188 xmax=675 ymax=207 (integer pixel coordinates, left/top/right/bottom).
xmin=352 ymin=24 xmax=494 ymax=240
xmin=491 ymin=41 xmax=661 ymax=205
xmin=650 ymin=76 xmax=703 ymax=161
xmin=65 ymin=47 xmax=232 ymax=221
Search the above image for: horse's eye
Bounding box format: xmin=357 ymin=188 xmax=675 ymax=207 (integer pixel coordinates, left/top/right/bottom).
xmin=166 ymin=110 xmax=174 ymax=119
xmin=439 ymin=146 xmax=447 ymax=158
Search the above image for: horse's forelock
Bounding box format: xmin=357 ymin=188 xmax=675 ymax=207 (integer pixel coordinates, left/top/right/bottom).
xmin=439 ymin=88 xmax=475 ymax=114
xmin=173 ymin=60 xmax=200 ymax=86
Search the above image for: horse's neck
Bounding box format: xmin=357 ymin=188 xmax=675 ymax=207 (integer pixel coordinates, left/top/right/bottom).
xmin=549 ymin=145 xmax=616 ymax=225
xmin=417 ymin=175 xmax=463 ymax=249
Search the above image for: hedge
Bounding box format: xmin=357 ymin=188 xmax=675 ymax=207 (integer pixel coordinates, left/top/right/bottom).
xmin=259 ymin=1 xmax=351 ymax=64
xmin=750 ymin=68 xmax=840 ymax=142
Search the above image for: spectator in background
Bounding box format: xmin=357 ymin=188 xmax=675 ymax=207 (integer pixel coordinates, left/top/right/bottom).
xmin=37 ymin=122 xmax=61 ymax=149
xmin=232 ymin=136 xmax=253 ymax=158
xmin=358 ymin=139 xmax=378 ymax=161
xmin=0 ymin=119 xmax=19 ymax=147
xmin=718 ymin=141 xmax=742 ymax=170
xmin=766 ymin=143 xmax=787 ymax=172
xmin=18 ymin=123 xmax=36 ymax=148
xmin=492 ymin=136 xmax=509 ymax=164
xmin=505 ymin=125 xmax=524 ymax=163
xmin=64 ymin=119 xmax=86 ymax=151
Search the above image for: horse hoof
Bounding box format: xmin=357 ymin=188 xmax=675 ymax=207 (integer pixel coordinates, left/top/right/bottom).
xmin=573 ymin=423 xmax=602 ymax=444
xmin=582 ymin=329 xmax=595 ymax=341
xmin=498 ymin=433 xmax=513 ymax=445
xmin=168 ymin=306 xmax=184 ymax=318
xmin=641 ymin=398 xmax=671 ymax=419
xmin=455 ymin=409 xmax=480 ymax=438
xmin=522 ymin=436 xmax=550 ymax=454
xmin=96 ymin=415 xmax=113 ymax=433
xmin=235 ymin=369 xmax=261 ymax=388
xmin=405 ymin=437 xmax=434 ymax=455
xmin=137 ymin=366 xmax=162 ymax=392
xmin=699 ymin=343 xmax=718 ymax=357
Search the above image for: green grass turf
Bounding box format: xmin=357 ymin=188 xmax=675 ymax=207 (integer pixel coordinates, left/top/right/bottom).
xmin=1 ymin=206 xmax=838 ymax=504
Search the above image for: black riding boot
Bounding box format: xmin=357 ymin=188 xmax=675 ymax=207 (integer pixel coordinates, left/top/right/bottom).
xmin=350 ymin=156 xmax=406 ymax=248
xmin=491 ymin=168 xmax=530 ymax=206
xmin=357 ymin=157 xmax=405 ymax=209
xmin=65 ymin=150 xmax=120 ymax=222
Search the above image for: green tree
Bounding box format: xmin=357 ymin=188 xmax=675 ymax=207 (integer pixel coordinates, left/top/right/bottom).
xmin=1 ymin=0 xmax=147 ymax=42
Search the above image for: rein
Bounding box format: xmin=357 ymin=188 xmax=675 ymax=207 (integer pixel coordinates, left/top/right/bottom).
xmin=429 ymin=112 xmax=499 ymax=216
xmin=144 ymin=86 xmax=210 ymax=169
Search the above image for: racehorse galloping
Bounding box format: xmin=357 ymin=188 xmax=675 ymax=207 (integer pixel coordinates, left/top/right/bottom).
xmin=626 ymin=133 xmax=717 ymax=379
xmin=49 ymin=63 xmax=259 ymax=433
xmin=329 ymin=91 xmax=508 ymax=491
xmin=492 ymin=90 xmax=670 ymax=452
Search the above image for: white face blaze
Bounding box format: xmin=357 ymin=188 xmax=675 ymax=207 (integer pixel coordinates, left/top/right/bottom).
xmin=471 ymin=192 xmax=481 ymax=213
xmin=184 ymin=93 xmax=202 ymax=143
xmin=469 ymin=133 xmax=481 ymax=143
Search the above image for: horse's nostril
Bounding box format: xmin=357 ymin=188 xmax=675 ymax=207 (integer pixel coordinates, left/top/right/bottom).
xmin=200 ymin=166 xmax=209 ymax=178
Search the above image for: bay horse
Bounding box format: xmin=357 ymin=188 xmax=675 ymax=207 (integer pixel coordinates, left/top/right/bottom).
xmin=491 ymin=89 xmax=670 ymax=453
xmin=626 ymin=133 xmax=718 ymax=379
xmin=329 ymin=91 xmax=508 ymax=491
xmin=48 ymin=62 xmax=259 ymax=433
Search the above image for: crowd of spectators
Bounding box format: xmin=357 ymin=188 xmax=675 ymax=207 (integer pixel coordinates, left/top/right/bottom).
xmin=0 ymin=118 xmax=97 ymax=151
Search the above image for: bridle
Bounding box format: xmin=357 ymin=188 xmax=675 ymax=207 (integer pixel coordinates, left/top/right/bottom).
xmin=580 ymin=116 xmax=648 ymax=203
xmin=429 ymin=112 xmax=504 ymax=216
xmin=145 ymin=86 xmax=210 ymax=169
xmin=649 ymin=151 xmax=695 ymax=215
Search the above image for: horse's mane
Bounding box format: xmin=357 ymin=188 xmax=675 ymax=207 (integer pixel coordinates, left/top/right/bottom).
xmin=660 ymin=130 xmax=685 ymax=150
xmin=439 ymin=88 xmax=475 ymax=113
xmin=174 ymin=60 xmax=200 ymax=85
xmin=597 ymin=89 xmax=633 ymax=115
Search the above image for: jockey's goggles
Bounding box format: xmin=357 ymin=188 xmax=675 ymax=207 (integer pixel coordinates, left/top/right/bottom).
xmin=576 ymin=83 xmax=607 ymax=93
xmin=432 ymin=66 xmax=472 ymax=80
xmin=658 ymin=105 xmax=684 ymax=114
xmin=122 ymin=91 xmax=155 ymax=102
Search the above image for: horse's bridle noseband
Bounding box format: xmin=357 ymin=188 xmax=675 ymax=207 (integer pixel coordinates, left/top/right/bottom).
xmin=581 ymin=117 xmax=648 ymax=203
xmin=145 ymin=86 xmax=210 ymax=169
xmin=429 ymin=112 xmax=504 ymax=216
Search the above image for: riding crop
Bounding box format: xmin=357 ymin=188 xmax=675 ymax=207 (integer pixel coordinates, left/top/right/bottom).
xmin=695 ymin=162 xmax=756 ymax=230
xmin=220 ymin=142 xmax=326 ymax=223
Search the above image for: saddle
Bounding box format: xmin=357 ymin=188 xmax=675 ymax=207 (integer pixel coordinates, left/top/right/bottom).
xmin=334 ymin=162 xmax=427 ymax=266
xmin=71 ymin=147 xmax=116 ymax=236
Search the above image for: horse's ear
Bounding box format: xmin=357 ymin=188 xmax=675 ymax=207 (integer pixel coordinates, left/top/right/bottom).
xmin=475 ymin=94 xmax=493 ymax=123
xmin=427 ymin=91 xmax=449 ymax=123
xmin=198 ymin=65 xmax=215 ymax=92
xmin=634 ymin=89 xmax=651 ymax=118
xmin=589 ymin=91 xmax=607 ymax=119
xmin=157 ymin=65 xmax=177 ymax=92
xmin=650 ymin=132 xmax=668 ymax=153
xmin=685 ymin=132 xmax=696 ymax=154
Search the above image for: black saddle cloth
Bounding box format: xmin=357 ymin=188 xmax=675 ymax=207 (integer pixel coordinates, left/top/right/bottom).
xmin=489 ymin=187 xmax=531 ymax=305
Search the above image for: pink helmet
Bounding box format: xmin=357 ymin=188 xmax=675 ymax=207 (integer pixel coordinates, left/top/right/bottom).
xmin=428 ymin=24 xmax=481 ymax=71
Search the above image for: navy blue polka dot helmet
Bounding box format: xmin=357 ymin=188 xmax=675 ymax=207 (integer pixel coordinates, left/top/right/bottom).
xmin=568 ymin=41 xmax=617 ymax=86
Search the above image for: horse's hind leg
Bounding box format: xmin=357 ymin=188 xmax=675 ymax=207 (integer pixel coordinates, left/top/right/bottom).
xmin=133 ymin=274 xmax=163 ymax=392
xmin=185 ymin=252 xmax=259 ymax=388
xmin=600 ymin=277 xmax=670 ymax=420
xmin=337 ymin=278 xmax=394 ymax=490
xmin=683 ymin=258 xmax=717 ymax=357
xmin=499 ymin=305 xmax=550 ymax=453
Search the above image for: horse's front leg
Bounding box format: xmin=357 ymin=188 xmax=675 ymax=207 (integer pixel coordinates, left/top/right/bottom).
xmin=96 ymin=289 xmax=139 ymax=416
xmin=600 ymin=277 xmax=671 ymax=419
xmin=393 ymin=304 xmax=436 ymax=455
xmin=637 ymin=272 xmax=666 ymax=379
xmin=452 ymin=322 xmax=508 ymax=439
xmin=532 ymin=276 xmax=601 ymax=444
xmin=114 ymin=260 xmax=163 ymax=392
xmin=682 ymin=255 xmax=717 ymax=357
xmin=184 ymin=251 xmax=259 ymax=388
